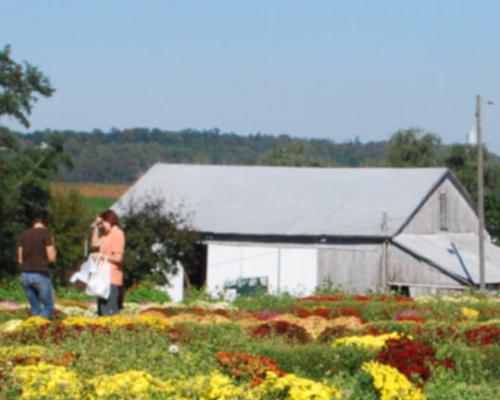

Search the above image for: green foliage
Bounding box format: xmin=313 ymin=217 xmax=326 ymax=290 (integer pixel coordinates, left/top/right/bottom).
xmin=121 ymin=198 xmax=198 ymax=288
xmin=258 ymin=140 xmax=332 ymax=167
xmin=314 ymin=277 xmax=344 ymax=295
xmin=437 ymin=343 xmax=500 ymax=384
xmin=48 ymin=190 xmax=89 ymax=286
xmin=259 ymin=344 xmax=376 ymax=379
xmin=0 ymin=45 xmax=55 ymax=128
xmin=0 ymin=46 xmax=69 ymax=277
xmin=445 ymin=144 xmax=478 ymax=195
xmin=425 ymin=368 xmax=500 ymax=399
xmin=0 ymin=129 xmax=69 ymax=278
xmin=444 ymin=144 xmax=500 ymax=241
xmin=81 ymin=197 xmax=115 ymax=218
xmin=125 ymin=282 xmax=171 ymax=303
xmin=386 ymin=128 xmax=441 ymax=167
xmin=233 ymin=292 xmax=297 ymax=312
xmin=21 ymin=128 xmax=388 ymax=183
xmin=0 ymin=277 xmax=26 ymax=302
xmin=182 ymin=286 xmax=213 ymax=303
xmin=0 ymin=277 xmax=93 ymax=302
xmin=55 ymin=285 xmax=94 ymax=301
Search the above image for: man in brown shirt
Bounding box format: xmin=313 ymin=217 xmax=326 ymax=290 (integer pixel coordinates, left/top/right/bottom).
xmin=17 ymin=214 xmax=56 ymax=318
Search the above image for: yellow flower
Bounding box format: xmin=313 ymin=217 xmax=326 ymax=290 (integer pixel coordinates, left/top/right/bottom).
xmin=0 ymin=345 xmax=46 ymax=360
xmin=13 ymin=362 xmax=83 ymax=399
xmin=88 ymin=370 xmax=175 ymax=399
xmin=461 ymin=307 xmax=480 ymax=319
xmin=257 ymin=371 xmax=342 ymax=399
xmin=333 ymin=332 xmax=408 ymax=349
xmin=362 ymin=361 xmax=425 ymax=400
xmin=62 ymin=315 xmax=172 ymax=330
xmin=0 ymin=316 xmax=50 ymax=333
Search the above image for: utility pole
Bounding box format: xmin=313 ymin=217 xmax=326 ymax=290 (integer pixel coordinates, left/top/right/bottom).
xmin=476 ymin=95 xmax=486 ymax=292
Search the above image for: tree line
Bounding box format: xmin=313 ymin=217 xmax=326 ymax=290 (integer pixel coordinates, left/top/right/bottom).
xmin=20 ymin=128 xmax=386 ymax=182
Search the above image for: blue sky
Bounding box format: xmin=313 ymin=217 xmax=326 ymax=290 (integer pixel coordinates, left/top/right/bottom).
xmin=1 ymin=1 xmax=500 ymax=153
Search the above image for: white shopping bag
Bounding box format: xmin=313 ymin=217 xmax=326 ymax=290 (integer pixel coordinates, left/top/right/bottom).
xmin=72 ymin=256 xmax=111 ymax=299
xmin=70 ymin=257 xmax=97 ymax=285
xmin=86 ymin=256 xmax=111 ymax=299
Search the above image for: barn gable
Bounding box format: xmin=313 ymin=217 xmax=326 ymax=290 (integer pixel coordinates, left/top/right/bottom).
xmin=400 ymin=172 xmax=483 ymax=236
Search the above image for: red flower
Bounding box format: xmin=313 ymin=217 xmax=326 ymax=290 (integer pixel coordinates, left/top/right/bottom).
xmin=332 ymin=307 xmax=362 ymax=318
xmin=293 ymin=307 xmax=312 ymax=318
xmin=377 ymin=336 xmax=453 ymax=387
xmin=250 ymin=321 xmax=311 ymax=343
xmin=298 ymin=295 xmax=344 ymax=302
xmin=464 ymin=326 xmax=500 ymax=346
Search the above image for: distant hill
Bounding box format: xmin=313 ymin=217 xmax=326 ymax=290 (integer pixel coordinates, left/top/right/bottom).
xmin=21 ymin=128 xmax=389 ymax=183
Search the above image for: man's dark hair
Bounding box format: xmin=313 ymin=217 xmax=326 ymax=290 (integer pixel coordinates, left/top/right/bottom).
xmin=31 ymin=210 xmax=49 ymax=226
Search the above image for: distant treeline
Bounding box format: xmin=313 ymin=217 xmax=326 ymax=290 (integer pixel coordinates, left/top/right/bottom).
xmin=20 ymin=128 xmax=388 ymax=183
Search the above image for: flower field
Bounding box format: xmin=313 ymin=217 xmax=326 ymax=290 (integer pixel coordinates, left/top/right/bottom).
xmin=0 ymin=293 xmax=498 ymax=399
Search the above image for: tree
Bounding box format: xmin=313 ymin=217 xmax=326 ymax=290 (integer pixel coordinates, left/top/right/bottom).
xmin=258 ymin=140 xmax=328 ymax=167
xmin=0 ymin=46 xmax=68 ymax=277
xmin=444 ymin=144 xmax=478 ymax=197
xmin=0 ymin=45 xmax=55 ymax=127
xmin=0 ymin=131 xmax=70 ymax=276
xmin=445 ymin=144 xmax=500 ymax=242
xmin=386 ymin=128 xmax=441 ymax=167
xmin=120 ymin=198 xmax=198 ymax=287
xmin=48 ymin=190 xmax=89 ymax=286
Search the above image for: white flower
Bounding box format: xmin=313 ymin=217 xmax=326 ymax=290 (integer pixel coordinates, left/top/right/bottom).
xmin=0 ymin=319 xmax=23 ymax=333
xmin=169 ymin=344 xmax=179 ymax=354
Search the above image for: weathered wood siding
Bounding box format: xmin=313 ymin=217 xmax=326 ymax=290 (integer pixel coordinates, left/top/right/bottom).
xmin=387 ymin=244 xmax=464 ymax=295
xmin=403 ymin=178 xmax=480 ymax=234
xmin=317 ymin=244 xmax=382 ymax=293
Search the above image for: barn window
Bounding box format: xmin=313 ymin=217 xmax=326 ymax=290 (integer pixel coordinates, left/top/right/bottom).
xmin=439 ymin=191 xmax=448 ymax=231
xmin=389 ymin=285 xmax=410 ymax=297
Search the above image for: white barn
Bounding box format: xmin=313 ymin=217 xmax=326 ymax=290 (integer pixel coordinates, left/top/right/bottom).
xmin=115 ymin=163 xmax=500 ymax=298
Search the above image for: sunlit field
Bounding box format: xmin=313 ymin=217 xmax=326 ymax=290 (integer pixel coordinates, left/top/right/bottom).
xmin=51 ymin=182 xmax=129 ymax=215
xmin=0 ymin=291 xmax=498 ymax=399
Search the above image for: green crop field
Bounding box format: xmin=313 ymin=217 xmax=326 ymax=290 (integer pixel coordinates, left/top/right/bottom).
xmin=51 ymin=182 xmax=129 ymax=216
xmin=81 ymin=197 xmax=116 ymax=216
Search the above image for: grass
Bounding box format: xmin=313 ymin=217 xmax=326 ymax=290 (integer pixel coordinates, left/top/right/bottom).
xmin=82 ymin=197 xmax=116 ymax=216
xmin=51 ymin=181 xmax=129 ymax=215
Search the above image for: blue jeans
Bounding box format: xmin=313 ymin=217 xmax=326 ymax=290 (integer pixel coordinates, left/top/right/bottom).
xmin=20 ymin=272 xmax=54 ymax=319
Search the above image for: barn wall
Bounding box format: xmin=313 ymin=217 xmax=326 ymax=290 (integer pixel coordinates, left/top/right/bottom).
xmin=317 ymin=244 xmax=383 ymax=293
xmin=206 ymin=242 xmax=317 ymax=296
xmin=403 ymin=179 xmax=481 ymax=235
xmin=387 ymin=245 xmax=464 ymax=295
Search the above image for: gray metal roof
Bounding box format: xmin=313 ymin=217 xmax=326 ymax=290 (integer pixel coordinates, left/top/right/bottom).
xmin=115 ymin=163 xmax=449 ymax=237
xmin=394 ymin=233 xmax=500 ymax=284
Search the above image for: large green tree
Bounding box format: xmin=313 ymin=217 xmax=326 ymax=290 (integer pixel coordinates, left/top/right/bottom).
xmin=0 ymin=45 xmax=55 ymax=127
xmin=0 ymin=45 xmax=69 ymax=277
xmin=386 ymin=128 xmax=441 ymax=167
xmin=120 ymin=198 xmax=198 ymax=288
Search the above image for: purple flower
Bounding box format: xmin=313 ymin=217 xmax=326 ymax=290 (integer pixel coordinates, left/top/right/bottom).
xmin=255 ymin=310 xmax=281 ymax=321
